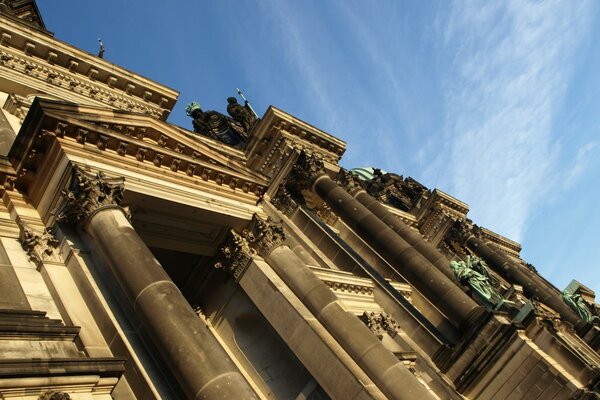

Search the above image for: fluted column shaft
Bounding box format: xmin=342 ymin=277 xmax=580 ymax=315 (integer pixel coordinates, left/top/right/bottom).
xmin=354 ymin=190 xmax=456 ymax=282
xmin=312 ymin=175 xmax=483 ymax=331
xmin=263 ymin=241 xmax=434 ymax=400
xmin=465 ymin=235 xmax=583 ymax=328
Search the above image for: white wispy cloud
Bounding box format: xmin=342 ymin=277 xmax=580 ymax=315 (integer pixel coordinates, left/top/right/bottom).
xmin=424 ymin=0 xmax=595 ymax=242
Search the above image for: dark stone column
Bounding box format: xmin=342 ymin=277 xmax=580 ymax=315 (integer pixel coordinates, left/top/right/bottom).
xmin=289 ymin=156 xmax=483 ymax=331
xmin=339 ymin=171 xmax=456 ymax=283
xmin=240 ymin=216 xmax=435 ymax=400
xmin=56 ymin=167 xmax=257 ymax=400
xmin=464 ymin=233 xmax=584 ymax=329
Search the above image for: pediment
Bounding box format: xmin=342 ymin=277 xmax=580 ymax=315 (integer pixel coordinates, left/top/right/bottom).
xmin=8 ymin=99 xmax=269 ymax=199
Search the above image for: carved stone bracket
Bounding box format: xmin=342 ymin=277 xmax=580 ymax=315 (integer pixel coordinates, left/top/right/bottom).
xmin=53 ymin=167 xmax=127 ymax=226
xmin=214 ymin=230 xmax=255 ymax=281
xmin=284 ymin=151 xmax=326 ymax=201
xmin=362 ymin=311 xmax=400 ymax=339
xmin=19 ymin=223 xmax=61 ymax=269
xmin=336 ymin=169 xmax=365 ymax=196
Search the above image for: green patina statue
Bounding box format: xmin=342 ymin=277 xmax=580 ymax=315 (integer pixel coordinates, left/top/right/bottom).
xmin=450 ymin=255 xmax=503 ymax=306
xmin=562 ymin=289 xmax=599 ymax=324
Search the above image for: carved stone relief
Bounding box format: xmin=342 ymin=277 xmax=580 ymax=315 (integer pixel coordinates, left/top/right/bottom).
xmin=19 ymin=222 xmax=61 ymax=269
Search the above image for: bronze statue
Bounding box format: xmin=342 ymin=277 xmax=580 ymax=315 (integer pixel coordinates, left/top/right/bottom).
xmin=186 ymin=102 xmax=247 ymax=149
xmin=227 ymin=97 xmax=256 ymax=133
xmin=450 ymin=255 xmax=503 ymax=306
xmin=562 ymin=288 xmax=599 ymax=324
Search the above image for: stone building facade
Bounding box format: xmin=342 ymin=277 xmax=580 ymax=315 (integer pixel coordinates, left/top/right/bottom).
xmin=0 ymin=2 xmax=598 ymax=399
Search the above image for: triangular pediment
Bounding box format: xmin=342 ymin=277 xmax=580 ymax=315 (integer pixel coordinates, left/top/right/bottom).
xmin=9 ymin=99 xmax=269 ymax=199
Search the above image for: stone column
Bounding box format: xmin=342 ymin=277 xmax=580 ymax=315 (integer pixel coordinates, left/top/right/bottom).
xmin=56 ymin=167 xmax=257 ymax=400
xmin=462 ymin=230 xmax=584 ymax=329
xmin=338 ymin=171 xmax=456 ymax=283
xmin=287 ymin=155 xmax=483 ymax=331
xmin=240 ymin=216 xmax=435 ymax=400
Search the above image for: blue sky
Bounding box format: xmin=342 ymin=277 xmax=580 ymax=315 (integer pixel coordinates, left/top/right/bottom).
xmin=38 ymin=1 xmax=600 ymax=295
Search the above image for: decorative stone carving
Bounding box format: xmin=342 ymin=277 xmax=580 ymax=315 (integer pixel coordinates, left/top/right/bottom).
xmin=284 ymin=151 xmax=326 ymax=201
xmin=364 ymin=169 xmax=429 ymax=212
xmin=562 ymin=288 xmax=600 ymax=324
xmin=214 ymin=216 xmax=285 ymax=279
xmin=19 ymin=223 xmax=60 ymax=269
xmin=38 ymin=392 xmax=71 ymax=400
xmin=54 ymin=167 xmax=126 ymax=225
xmin=214 ymin=230 xmax=255 ymax=281
xmin=272 ymin=186 xmax=298 ymax=215
xmin=244 ymin=216 xmax=286 ymax=257
xmin=362 ymin=311 xmax=400 ymax=338
xmin=336 ymin=169 xmax=365 ymax=196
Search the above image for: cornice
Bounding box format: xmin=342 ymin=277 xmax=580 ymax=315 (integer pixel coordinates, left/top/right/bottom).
xmin=0 ymin=15 xmax=177 ymax=119
xmin=479 ymin=226 xmax=522 ymax=257
xmin=245 ymin=106 xmax=346 ymax=178
xmin=6 ymin=100 xmax=268 ymax=209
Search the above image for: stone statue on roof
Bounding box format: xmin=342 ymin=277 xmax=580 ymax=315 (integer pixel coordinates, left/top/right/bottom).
xmin=185 ymin=102 xmax=247 ymax=149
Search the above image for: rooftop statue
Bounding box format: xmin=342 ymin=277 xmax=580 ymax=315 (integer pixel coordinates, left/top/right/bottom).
xmin=450 ymin=255 xmax=504 ymax=307
xmin=227 ymin=97 xmax=257 ymax=133
xmin=562 ymin=288 xmax=600 ymax=324
xmin=185 ymin=102 xmax=247 ymax=149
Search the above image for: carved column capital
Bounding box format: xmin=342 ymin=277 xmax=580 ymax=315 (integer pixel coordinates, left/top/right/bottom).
xmin=214 ymin=216 xmax=286 ymax=279
xmin=244 ymin=216 xmax=286 ymax=257
xmin=19 ymin=223 xmax=61 ymax=269
xmin=284 ymin=151 xmax=327 ymax=200
xmin=336 ymin=169 xmax=365 ymax=196
xmin=54 ymin=167 xmax=127 ymax=226
xmin=214 ymin=230 xmax=255 ymax=280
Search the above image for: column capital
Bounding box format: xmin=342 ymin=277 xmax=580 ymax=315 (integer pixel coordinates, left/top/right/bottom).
xmin=245 ymin=215 xmax=286 ymax=257
xmin=214 ymin=230 xmax=255 ymax=281
xmin=215 ymin=216 xmax=287 ymax=278
xmin=284 ymin=151 xmax=327 ymax=199
xmin=54 ymin=167 xmax=127 ymax=226
xmin=336 ymin=169 xmax=366 ymax=196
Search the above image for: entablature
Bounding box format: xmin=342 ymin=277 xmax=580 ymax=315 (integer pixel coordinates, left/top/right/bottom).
xmin=4 ymin=99 xmax=267 ymax=225
xmin=0 ymin=15 xmax=177 ymax=120
xmin=245 ymin=106 xmax=346 ymax=179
